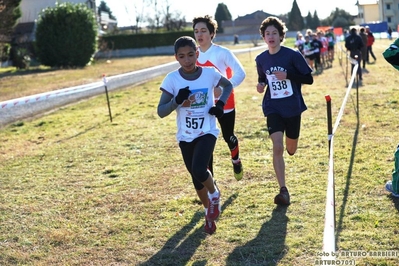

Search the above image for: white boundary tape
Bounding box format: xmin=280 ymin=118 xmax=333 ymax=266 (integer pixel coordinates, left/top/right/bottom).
xmin=0 ymin=61 xmax=181 ymax=110
xmin=1 ymin=82 xmax=102 ymax=109
xmin=322 ymin=53 xmax=359 ymax=258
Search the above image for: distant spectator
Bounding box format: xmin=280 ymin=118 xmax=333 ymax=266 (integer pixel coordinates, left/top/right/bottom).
xmin=303 ymin=35 xmax=315 ymax=70
xmin=234 ymin=34 xmax=239 ymax=45
xmin=365 ymin=26 xmax=377 ymax=63
xmin=325 ymin=27 xmax=336 ymax=63
xmin=343 ymin=30 xmax=349 ymax=39
xmin=311 ymin=33 xmax=323 ymax=74
xmin=294 ymin=33 xmax=305 ymax=55
xmin=318 ymin=31 xmax=329 ymax=68
xmin=387 ymin=27 xmax=393 ymax=40
xmin=296 ymin=31 xmax=302 ymax=40
xmin=345 ymin=27 xmax=363 ymax=81
xmin=359 ymin=27 xmax=368 ymax=69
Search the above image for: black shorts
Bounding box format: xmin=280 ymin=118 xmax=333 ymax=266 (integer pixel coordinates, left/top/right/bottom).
xmin=267 ymin=113 xmax=301 ymax=139
xmin=305 ymin=54 xmax=316 ymax=61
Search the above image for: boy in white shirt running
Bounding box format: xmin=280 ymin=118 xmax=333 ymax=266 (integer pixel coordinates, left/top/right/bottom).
xmin=193 ymin=15 xmax=246 ymax=181
xmin=157 ymin=36 xmax=233 ymax=234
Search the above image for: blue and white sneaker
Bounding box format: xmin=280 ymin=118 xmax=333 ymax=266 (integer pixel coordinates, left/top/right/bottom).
xmin=385 ymin=180 xmax=399 ymax=198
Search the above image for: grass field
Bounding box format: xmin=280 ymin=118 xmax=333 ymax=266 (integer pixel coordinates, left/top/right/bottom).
xmin=1 ymin=39 xmax=399 ymax=265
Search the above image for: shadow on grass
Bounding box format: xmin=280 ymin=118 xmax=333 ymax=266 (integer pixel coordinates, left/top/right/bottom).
xmin=336 ymin=93 xmax=360 ymax=247
xmin=138 ymin=193 xmax=238 ymax=266
xmin=55 ymin=118 xmax=118 ymax=144
xmin=225 ymin=205 xmax=288 ymax=265
xmin=55 ymin=124 xmax=99 ymax=143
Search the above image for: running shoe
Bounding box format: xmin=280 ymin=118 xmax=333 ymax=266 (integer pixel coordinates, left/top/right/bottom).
xmin=385 ymin=180 xmax=399 ymax=198
xmin=207 ymin=189 xmax=221 ymax=222
xmin=274 ymin=186 xmax=291 ymax=205
xmin=233 ymin=160 xmax=243 ymax=181
xmin=204 ymin=216 xmax=216 ymax=234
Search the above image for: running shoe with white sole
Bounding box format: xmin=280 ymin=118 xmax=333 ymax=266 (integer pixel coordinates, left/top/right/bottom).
xmin=207 ymin=188 xmax=221 ymax=222
xmin=204 ymin=217 xmax=216 ymax=234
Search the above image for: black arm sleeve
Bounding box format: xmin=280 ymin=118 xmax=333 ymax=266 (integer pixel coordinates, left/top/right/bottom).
xmin=258 ymin=77 xmax=267 ymax=84
xmin=286 ymin=72 xmax=314 ymax=85
xmin=256 ymin=62 xmax=267 ymax=84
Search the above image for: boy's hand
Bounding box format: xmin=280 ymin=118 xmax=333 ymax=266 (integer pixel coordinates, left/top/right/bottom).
xmin=257 ymin=82 xmax=266 ymax=93
xmin=273 ymin=71 xmax=287 ymax=80
xmin=209 ymin=101 xmax=225 ymax=118
xmin=175 ymin=86 xmax=191 ymax=104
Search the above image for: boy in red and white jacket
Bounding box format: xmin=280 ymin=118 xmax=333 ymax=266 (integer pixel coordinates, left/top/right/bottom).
xmin=193 ymin=15 xmax=246 ymax=181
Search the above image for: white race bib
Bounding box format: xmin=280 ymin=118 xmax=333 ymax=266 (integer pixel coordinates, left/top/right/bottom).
xmin=181 ymin=109 xmax=210 ymax=137
xmin=267 ymin=74 xmax=293 ymax=99
xmin=178 ymin=89 xmax=211 ymax=138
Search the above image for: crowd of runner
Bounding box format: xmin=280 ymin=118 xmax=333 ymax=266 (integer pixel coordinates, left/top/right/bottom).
xmin=293 ymin=27 xmax=337 ymax=75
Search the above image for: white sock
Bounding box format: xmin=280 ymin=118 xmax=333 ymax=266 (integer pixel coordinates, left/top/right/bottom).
xmin=232 ymin=158 xmax=241 ymax=164
xmin=208 ymin=189 xmax=219 ymax=199
xmin=205 ymin=208 xmax=208 ymax=215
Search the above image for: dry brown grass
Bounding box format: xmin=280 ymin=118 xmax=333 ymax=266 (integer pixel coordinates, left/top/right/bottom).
xmin=0 ymin=56 xmax=174 ymax=101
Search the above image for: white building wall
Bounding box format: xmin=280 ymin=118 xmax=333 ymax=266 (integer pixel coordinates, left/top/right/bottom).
xmin=380 ymin=0 xmax=399 ymax=30
xmin=18 ymin=0 xmax=91 ymax=23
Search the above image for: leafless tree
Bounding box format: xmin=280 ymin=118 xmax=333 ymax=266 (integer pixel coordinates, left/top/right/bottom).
xmin=132 ymin=0 xmax=146 ymax=33
xmin=161 ymin=1 xmax=186 ymax=31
